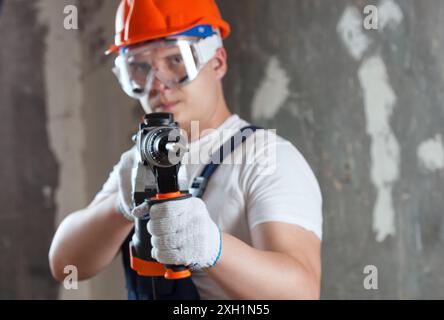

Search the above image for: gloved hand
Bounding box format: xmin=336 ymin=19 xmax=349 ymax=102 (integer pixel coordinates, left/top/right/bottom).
xmin=134 ymin=197 xmax=222 ymax=270
xmin=115 ymin=147 xmax=156 ymax=221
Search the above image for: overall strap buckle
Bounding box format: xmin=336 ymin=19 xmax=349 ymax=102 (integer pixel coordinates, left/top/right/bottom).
xmin=189 ymin=176 xmax=208 ymax=198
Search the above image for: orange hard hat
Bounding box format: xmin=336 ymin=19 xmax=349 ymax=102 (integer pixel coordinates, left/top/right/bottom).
xmin=106 ymin=0 xmax=231 ymax=55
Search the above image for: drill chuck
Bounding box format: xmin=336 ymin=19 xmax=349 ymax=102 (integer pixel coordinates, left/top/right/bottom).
xmin=136 ymin=113 xmax=187 ymax=169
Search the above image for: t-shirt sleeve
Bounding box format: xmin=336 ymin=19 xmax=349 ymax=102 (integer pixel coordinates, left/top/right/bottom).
xmin=245 ymin=138 xmax=323 ymax=240
xmin=88 ymin=161 xmax=120 ymax=208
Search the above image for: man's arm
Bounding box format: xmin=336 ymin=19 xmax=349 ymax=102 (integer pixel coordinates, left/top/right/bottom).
xmin=204 ymin=222 xmax=321 ymax=300
xmin=48 ymin=194 xmax=134 ymax=282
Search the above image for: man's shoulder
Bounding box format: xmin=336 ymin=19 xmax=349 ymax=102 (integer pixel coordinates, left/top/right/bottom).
xmin=234 ymin=115 xmax=293 ymax=146
xmin=236 ymin=123 xmax=317 ymax=183
xmin=244 ymin=125 xmax=298 ymax=156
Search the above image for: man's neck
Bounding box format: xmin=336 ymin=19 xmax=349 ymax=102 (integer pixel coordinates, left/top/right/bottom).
xmin=186 ymin=106 xmax=232 ymax=143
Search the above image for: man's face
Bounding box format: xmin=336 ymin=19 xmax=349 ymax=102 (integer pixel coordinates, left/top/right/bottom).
xmin=137 ymin=37 xmax=227 ymax=133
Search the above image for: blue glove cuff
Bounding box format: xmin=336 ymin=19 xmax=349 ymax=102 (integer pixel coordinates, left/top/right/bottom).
xmin=211 ymin=227 xmax=223 ymax=268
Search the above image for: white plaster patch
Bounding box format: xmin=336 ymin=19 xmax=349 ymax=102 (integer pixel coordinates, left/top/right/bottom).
xmin=337 ymin=6 xmax=372 ymax=61
xmin=358 ymin=55 xmax=400 ymax=242
xmin=378 ymin=0 xmax=404 ymax=31
xmin=251 ymin=56 xmax=290 ymax=121
xmin=37 ymin=0 xmax=88 ymax=225
xmin=417 ymin=134 xmax=444 ymax=172
xmin=37 ymin=0 xmax=89 ymax=300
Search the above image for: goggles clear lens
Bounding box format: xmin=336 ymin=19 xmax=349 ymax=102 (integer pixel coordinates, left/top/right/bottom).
xmin=113 ymin=34 xmax=222 ymax=99
xmin=126 ymin=42 xmax=192 ymax=91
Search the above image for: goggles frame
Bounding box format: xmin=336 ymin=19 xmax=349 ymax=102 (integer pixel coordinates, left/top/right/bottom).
xmin=113 ymin=32 xmax=223 ymax=99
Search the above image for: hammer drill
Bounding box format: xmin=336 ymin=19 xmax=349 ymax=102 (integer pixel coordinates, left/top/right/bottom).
xmin=130 ymin=112 xmax=191 ymax=280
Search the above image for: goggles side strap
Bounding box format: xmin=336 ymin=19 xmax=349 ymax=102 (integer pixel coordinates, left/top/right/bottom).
xmin=194 ymin=33 xmax=223 ymax=65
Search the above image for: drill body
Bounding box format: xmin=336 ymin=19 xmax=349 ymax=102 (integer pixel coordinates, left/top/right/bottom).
xmin=130 ymin=113 xmax=191 ymax=280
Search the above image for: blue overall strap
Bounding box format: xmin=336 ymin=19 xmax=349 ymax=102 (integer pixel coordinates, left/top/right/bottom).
xmin=190 ymin=125 xmax=261 ymax=198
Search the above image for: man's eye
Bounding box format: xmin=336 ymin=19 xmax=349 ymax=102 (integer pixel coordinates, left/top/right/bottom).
xmin=168 ymin=55 xmax=183 ymax=65
xmin=130 ymin=63 xmax=150 ymax=74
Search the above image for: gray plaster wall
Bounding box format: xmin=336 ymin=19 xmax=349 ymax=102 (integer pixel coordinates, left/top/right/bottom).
xmin=0 ymin=0 xmax=137 ymax=299
xmin=0 ymin=0 xmax=58 ymax=300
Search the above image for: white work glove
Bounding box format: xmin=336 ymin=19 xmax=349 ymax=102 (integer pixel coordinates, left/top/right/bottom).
xmin=115 ymin=147 xmax=156 ymax=221
xmin=135 ymin=197 xmax=222 ymax=271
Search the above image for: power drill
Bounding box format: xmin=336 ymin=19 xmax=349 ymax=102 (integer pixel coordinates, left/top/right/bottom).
xmin=130 ymin=112 xmax=191 ymax=280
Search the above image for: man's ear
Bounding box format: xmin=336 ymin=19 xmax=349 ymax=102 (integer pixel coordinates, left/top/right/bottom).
xmin=211 ymin=47 xmax=228 ymax=80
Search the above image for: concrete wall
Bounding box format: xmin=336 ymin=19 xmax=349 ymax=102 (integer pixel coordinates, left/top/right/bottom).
xmin=37 ymin=0 xmax=140 ymax=299
xmin=0 ymin=0 xmax=136 ymax=299
xmin=0 ymin=0 xmax=58 ymax=299
xmin=0 ymin=0 xmax=443 ymax=299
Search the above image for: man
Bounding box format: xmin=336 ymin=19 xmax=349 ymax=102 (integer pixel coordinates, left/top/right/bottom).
xmin=49 ymin=0 xmax=323 ymax=300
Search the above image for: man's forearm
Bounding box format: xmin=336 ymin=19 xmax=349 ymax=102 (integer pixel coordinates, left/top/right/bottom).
xmin=204 ymin=233 xmax=320 ymax=300
xmin=49 ymin=194 xmax=134 ymax=281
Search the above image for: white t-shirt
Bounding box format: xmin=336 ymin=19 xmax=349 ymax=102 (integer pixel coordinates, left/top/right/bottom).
xmin=93 ymin=114 xmax=323 ymax=300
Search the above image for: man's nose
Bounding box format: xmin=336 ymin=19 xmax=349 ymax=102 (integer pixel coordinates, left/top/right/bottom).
xmin=150 ymin=74 xmax=168 ymax=93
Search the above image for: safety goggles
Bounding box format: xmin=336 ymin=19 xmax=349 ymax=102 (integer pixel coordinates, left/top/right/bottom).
xmin=113 ymin=33 xmax=223 ymax=99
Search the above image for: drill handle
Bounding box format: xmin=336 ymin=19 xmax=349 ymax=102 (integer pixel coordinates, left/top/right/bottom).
xmin=149 ymin=192 xmax=193 ymax=279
